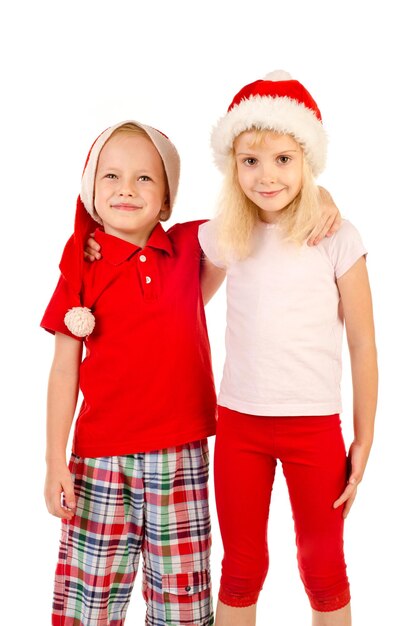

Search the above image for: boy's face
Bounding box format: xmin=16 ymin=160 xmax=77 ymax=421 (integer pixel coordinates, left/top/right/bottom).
xmin=94 ymin=132 xmax=168 ymax=245
xmin=234 ymin=131 xmax=303 ymax=223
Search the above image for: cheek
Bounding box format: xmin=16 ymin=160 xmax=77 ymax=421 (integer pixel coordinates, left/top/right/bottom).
xmin=288 ymin=166 xmax=303 ymax=191
xmin=236 ymin=168 xmax=251 ymax=194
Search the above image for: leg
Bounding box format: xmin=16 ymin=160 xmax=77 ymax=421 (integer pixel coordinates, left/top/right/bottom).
xmin=280 ymin=415 xmax=351 ymax=623
xmin=52 ymin=454 xmax=145 ymax=626
xmin=141 ymin=440 xmax=213 ymax=625
xmin=215 ymin=600 xmax=257 ymax=626
xmin=312 ymin=603 xmax=351 ymax=626
xmin=214 ymin=407 xmax=277 ymax=625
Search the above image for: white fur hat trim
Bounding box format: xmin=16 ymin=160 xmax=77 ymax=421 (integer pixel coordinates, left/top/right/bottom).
xmin=211 ymin=94 xmax=327 ymax=176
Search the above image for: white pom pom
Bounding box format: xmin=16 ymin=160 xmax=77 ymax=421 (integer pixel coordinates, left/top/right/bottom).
xmin=64 ymin=307 xmax=95 ymax=337
xmin=263 ymin=70 xmax=292 ymax=82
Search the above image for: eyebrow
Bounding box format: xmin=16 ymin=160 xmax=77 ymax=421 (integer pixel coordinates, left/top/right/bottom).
xmin=236 ymin=149 xmax=299 ymax=156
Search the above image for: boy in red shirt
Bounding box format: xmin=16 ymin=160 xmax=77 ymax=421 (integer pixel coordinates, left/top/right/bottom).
xmin=41 ymin=121 xmax=217 ymax=626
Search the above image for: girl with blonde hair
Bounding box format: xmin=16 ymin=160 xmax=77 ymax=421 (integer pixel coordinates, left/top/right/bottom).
xmin=199 ymin=71 xmax=377 ymax=626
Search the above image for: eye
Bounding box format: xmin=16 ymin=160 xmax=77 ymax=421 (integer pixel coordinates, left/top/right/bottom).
xmin=242 ymin=157 xmax=258 ymax=166
xmin=138 ymin=175 xmax=152 ymax=182
xmin=277 ymin=155 xmax=291 ymax=164
xmin=104 ymin=173 xmax=117 ymax=179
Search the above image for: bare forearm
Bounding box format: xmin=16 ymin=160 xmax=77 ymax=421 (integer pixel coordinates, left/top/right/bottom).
xmin=46 ymin=366 xmax=79 ymax=463
xmin=349 ymin=342 xmax=378 ymax=447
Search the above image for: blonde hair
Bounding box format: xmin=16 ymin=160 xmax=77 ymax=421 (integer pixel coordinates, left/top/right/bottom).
xmin=101 ymin=123 xmax=170 ymax=221
xmin=216 ymin=130 xmax=321 ymax=262
xmin=110 ymin=122 xmax=149 ymax=139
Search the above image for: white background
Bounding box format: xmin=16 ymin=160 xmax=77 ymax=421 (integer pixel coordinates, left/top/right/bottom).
xmin=1 ymin=1 xmax=414 ymax=624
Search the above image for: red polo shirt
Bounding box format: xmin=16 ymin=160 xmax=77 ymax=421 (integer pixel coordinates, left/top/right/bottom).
xmin=41 ymin=220 xmax=217 ymax=457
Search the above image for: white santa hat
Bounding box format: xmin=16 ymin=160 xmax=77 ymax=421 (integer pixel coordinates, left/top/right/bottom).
xmin=211 ymin=70 xmax=327 ymax=177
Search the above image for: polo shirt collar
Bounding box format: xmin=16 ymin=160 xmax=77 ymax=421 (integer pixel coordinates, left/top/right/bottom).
xmin=146 ymin=222 xmax=174 ymax=256
xmin=94 ymin=223 xmax=173 ymax=266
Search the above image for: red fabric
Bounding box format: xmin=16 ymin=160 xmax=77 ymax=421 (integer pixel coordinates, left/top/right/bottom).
xmin=58 ymin=196 xmax=98 ymax=299
xmin=41 ymin=220 xmax=217 ymax=457
xmin=228 ymin=78 xmax=322 ymax=121
xmin=214 ymin=407 xmax=350 ymax=612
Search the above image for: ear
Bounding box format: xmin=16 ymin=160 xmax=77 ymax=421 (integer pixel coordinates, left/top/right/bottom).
xmin=159 ymin=196 xmax=171 ymax=222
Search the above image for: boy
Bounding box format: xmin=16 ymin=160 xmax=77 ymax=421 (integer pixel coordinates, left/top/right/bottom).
xmin=41 ymin=121 xmax=217 ymax=626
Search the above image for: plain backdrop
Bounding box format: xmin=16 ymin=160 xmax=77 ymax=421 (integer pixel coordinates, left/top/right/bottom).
xmin=1 ymin=1 xmax=414 ymax=624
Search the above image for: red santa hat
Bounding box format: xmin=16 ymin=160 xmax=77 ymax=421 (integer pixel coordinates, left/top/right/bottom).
xmin=60 ymin=120 xmax=180 ymax=337
xmin=211 ymin=70 xmax=327 ymax=176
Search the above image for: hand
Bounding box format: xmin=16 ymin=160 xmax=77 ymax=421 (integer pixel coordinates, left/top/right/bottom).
xmin=333 ymin=440 xmax=371 ymax=518
xmin=84 ymin=232 xmax=101 ymax=262
xmin=44 ymin=460 xmax=76 ymax=520
xmin=307 ymin=187 xmax=342 ymax=246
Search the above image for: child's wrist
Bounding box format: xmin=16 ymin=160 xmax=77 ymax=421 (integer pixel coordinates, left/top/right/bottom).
xmin=45 ymin=453 xmax=68 ymax=466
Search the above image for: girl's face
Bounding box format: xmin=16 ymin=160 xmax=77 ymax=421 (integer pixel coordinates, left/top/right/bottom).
xmin=94 ymin=132 xmax=168 ymax=245
xmin=234 ymin=131 xmax=303 ymax=223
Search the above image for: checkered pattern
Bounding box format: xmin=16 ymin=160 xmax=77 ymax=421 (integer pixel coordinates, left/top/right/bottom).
xmin=52 ymin=440 xmax=213 ymax=625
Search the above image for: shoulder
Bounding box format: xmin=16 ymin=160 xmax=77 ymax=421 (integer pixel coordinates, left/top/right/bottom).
xmin=331 ymin=219 xmax=363 ymax=242
xmin=198 ymin=217 xmax=220 ymax=242
xmin=198 ymin=218 xmax=227 ymax=269
xmin=166 ymin=219 xmax=208 ymax=247
xmin=163 ymin=220 xmax=211 ymax=259
xmin=320 ymin=219 xmax=367 ymax=279
xmin=317 ymin=219 xmax=364 ymax=254
xmin=167 ymin=219 xmax=209 ymax=236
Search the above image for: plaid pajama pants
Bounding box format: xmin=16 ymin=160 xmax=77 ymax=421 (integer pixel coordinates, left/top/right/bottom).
xmin=52 ymin=439 xmax=213 ymax=626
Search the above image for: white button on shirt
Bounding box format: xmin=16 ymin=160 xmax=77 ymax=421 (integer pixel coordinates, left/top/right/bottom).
xmin=139 ymin=255 xmax=147 ymax=262
xmin=145 ymin=276 xmax=152 ymax=284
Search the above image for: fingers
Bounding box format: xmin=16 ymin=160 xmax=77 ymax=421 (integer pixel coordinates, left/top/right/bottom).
xmin=84 ymin=235 xmax=101 ymax=262
xmin=83 ymin=251 xmax=101 ymax=262
xmin=45 ymin=479 xmax=76 ymax=520
xmin=62 ymin=476 xmax=76 ymax=513
xmin=307 ymin=215 xmax=334 ymax=246
xmin=327 ymin=212 xmax=342 ymax=236
xmin=333 ymin=476 xmax=359 ymax=519
xmin=309 ymin=187 xmax=342 ymax=246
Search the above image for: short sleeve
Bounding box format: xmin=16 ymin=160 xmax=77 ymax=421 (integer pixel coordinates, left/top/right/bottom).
xmin=329 ymin=219 xmax=368 ymax=279
xmin=40 ymin=274 xmax=83 ymax=340
xmin=198 ymin=219 xmax=227 ymax=269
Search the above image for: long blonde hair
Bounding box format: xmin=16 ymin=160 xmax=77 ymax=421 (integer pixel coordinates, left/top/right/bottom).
xmin=215 ymin=130 xmax=321 ymax=263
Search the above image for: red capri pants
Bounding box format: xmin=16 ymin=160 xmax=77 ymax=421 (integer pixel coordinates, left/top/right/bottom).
xmin=214 ymin=407 xmax=351 ymax=612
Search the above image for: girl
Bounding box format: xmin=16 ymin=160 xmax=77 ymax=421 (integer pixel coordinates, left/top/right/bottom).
xmin=198 ymin=71 xmax=377 ymax=626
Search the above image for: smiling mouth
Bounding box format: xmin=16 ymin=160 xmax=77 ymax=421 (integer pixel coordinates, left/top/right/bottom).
xmin=256 ymin=190 xmax=283 ymax=198
xmin=111 ymin=203 xmax=141 ymax=211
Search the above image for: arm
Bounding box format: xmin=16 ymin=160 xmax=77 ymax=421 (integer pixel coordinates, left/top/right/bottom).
xmin=44 ymin=332 xmax=83 ymax=519
xmin=307 ymin=186 xmax=342 ymax=246
xmin=200 ymin=255 xmax=226 ymax=305
xmin=333 ymin=257 xmax=378 ymax=518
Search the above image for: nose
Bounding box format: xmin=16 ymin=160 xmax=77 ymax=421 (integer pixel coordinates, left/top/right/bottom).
xmin=117 ymin=177 xmax=135 ymax=196
xmin=258 ymin=163 xmax=277 ymax=185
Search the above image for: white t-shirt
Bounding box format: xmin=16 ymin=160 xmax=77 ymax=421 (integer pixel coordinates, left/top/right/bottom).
xmin=199 ymin=219 xmax=367 ymax=416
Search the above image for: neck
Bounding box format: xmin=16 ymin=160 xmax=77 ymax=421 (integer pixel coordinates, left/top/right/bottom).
xmin=257 ymin=209 xmax=283 ymax=224
xmin=103 ymin=221 xmax=159 ymax=247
